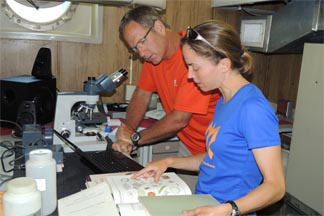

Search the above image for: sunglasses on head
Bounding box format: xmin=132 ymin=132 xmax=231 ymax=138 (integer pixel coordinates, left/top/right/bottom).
xmin=186 ymin=26 xmax=225 ymax=59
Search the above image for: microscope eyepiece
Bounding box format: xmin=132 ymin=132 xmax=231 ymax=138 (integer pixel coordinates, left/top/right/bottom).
xmin=109 ymin=68 xmax=128 ymax=84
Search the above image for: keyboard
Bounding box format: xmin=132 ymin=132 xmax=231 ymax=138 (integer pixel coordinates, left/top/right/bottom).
xmin=82 ymin=149 xmax=143 ymax=174
xmin=53 ymin=129 xmax=143 ymax=174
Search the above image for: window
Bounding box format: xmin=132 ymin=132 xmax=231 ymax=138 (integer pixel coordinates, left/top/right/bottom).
xmin=1 ymin=0 xmax=76 ymax=31
xmin=0 ymin=0 xmax=103 ymax=44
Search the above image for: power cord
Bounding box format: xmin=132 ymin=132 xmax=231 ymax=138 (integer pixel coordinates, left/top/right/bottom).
xmin=0 ymin=140 xmax=25 ymax=173
xmin=0 ymin=119 xmax=23 ymax=139
xmin=0 ymin=140 xmax=25 ymax=188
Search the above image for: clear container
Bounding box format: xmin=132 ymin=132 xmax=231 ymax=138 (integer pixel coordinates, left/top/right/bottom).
xmin=3 ymin=177 xmax=42 ymax=216
xmin=26 ymin=149 xmax=57 ymax=216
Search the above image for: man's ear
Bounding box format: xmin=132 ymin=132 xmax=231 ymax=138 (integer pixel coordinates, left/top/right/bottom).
xmin=153 ymin=20 xmax=165 ymax=34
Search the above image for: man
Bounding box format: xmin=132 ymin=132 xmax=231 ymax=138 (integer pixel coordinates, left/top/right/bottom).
xmin=112 ymin=6 xmax=220 ymax=156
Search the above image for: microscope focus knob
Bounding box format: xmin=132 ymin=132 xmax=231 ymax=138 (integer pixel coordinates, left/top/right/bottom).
xmin=61 ymin=129 xmax=71 ymax=139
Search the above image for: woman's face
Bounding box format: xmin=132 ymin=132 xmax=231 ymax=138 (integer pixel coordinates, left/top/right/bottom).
xmin=182 ymin=44 xmax=225 ymax=92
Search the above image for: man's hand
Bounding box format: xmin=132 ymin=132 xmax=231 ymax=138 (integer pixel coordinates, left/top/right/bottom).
xmin=116 ymin=123 xmax=133 ymax=141
xmin=112 ymin=123 xmax=135 ymax=154
xmin=112 ymin=139 xmax=134 ymax=154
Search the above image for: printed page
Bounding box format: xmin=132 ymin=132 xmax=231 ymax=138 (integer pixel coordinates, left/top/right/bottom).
xmin=58 ymin=182 xmax=119 ymax=216
xmin=106 ymin=172 xmax=192 ymax=204
xmin=86 ymin=171 xmax=135 ymax=188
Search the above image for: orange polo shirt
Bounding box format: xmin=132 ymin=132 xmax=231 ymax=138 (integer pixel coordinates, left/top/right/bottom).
xmin=137 ymin=41 xmax=220 ymax=155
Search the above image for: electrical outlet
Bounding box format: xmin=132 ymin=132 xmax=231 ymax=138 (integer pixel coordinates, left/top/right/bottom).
xmin=125 ymin=84 xmax=136 ymax=101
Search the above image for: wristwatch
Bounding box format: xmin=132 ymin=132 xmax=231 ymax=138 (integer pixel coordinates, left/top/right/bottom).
xmin=225 ymin=200 xmax=241 ymax=216
xmin=130 ymin=132 xmax=141 ymax=149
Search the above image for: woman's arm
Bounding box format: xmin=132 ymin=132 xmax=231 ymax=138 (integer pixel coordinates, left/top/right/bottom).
xmin=183 ymin=145 xmax=285 ymax=216
xmin=234 ymin=145 xmax=286 ymax=214
xmin=132 ymin=153 xmax=205 ymax=183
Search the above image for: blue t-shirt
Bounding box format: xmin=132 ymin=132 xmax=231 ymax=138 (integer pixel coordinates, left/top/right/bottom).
xmin=196 ymin=84 xmax=280 ymax=209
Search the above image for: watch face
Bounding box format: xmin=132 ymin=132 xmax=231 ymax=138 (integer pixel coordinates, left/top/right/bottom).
xmin=131 ymin=133 xmax=140 ymax=142
xmin=233 ymin=210 xmax=241 ymax=216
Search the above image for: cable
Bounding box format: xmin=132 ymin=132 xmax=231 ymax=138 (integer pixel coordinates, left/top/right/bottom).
xmin=0 ymin=119 xmax=22 ymax=132
xmin=0 ymin=142 xmax=26 ymax=173
xmin=0 ymin=119 xmax=23 ymax=139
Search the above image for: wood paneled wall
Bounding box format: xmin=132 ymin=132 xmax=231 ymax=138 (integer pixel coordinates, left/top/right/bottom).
xmin=0 ymin=0 xmax=212 ymax=103
xmin=0 ymin=0 xmax=303 ymax=104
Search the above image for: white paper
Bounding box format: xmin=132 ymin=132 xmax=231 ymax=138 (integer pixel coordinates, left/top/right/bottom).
xmin=58 ymin=182 xmax=119 ymax=216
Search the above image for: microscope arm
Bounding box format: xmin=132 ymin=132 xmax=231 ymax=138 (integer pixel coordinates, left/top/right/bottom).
xmin=53 ymin=68 xmax=128 ymax=145
xmin=83 ymin=68 xmax=128 ymax=95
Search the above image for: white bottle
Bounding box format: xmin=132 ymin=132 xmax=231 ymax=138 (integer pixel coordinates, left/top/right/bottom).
xmin=26 ymin=149 xmax=57 ymax=216
xmin=3 ymin=177 xmax=42 ymax=216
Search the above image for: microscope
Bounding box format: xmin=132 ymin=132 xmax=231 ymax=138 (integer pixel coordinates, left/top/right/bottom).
xmin=53 ymin=68 xmax=128 ymax=152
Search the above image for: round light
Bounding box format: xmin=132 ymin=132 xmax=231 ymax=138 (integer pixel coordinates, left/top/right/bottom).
xmin=1 ymin=0 xmax=77 ymax=31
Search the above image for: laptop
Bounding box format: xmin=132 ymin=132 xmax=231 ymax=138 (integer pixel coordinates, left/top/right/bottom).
xmin=53 ymin=130 xmax=143 ymax=174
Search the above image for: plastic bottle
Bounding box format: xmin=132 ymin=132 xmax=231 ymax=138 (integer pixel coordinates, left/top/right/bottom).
xmin=3 ymin=177 xmax=42 ymax=216
xmin=26 ymin=149 xmax=57 ymax=216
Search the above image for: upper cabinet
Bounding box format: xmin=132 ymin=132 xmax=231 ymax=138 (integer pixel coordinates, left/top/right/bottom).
xmin=211 ymin=0 xmax=277 ymax=7
xmin=241 ymin=0 xmax=324 ymax=54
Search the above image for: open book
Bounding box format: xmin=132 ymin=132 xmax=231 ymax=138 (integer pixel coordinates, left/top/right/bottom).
xmin=59 ymin=172 xmax=218 ymax=216
xmin=106 ymin=172 xmax=192 ymax=203
xmin=86 ymin=172 xmax=192 ymax=216
xmin=86 ymin=172 xmax=193 ymax=216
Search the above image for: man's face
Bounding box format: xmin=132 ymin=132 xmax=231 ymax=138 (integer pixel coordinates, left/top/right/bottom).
xmin=123 ymin=21 xmax=165 ymax=65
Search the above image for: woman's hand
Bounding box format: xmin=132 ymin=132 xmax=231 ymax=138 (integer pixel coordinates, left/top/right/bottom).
xmin=131 ymin=158 xmax=172 ymax=183
xmin=183 ymin=203 xmax=232 ymax=216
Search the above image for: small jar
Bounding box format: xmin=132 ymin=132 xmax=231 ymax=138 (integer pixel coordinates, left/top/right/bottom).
xmin=3 ymin=177 xmax=42 ymax=216
xmin=26 ymin=149 xmax=57 ymax=216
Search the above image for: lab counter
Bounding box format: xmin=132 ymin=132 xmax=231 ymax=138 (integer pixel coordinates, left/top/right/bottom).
xmin=0 ymin=136 xmax=141 ymax=216
xmin=13 ymin=151 xmax=97 ymax=216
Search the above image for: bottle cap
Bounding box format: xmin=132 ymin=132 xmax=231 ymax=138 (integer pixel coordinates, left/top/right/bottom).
xmin=7 ymin=177 xmax=37 ymax=195
xmin=29 ymin=149 xmax=53 ymax=162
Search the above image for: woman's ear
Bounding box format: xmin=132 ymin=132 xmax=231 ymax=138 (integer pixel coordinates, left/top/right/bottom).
xmin=219 ymin=58 xmax=232 ymax=72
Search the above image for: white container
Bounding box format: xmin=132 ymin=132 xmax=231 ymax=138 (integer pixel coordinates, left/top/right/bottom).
xmin=26 ymin=149 xmax=57 ymax=216
xmin=3 ymin=177 xmax=42 ymax=216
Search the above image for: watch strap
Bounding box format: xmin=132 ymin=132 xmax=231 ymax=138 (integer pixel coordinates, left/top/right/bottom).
xmin=225 ymin=200 xmax=241 ymax=216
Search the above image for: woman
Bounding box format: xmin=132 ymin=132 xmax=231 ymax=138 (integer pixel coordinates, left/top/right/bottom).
xmin=132 ymin=20 xmax=285 ymax=216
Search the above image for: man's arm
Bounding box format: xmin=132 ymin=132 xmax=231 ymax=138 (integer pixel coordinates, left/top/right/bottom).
xmin=127 ymin=87 xmax=192 ymax=145
xmin=125 ymin=87 xmax=152 ymax=130
xmin=138 ymin=109 xmax=192 ymax=145
xmin=112 ymin=87 xmax=192 ymax=153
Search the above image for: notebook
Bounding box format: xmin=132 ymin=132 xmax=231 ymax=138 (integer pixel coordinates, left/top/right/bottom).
xmin=53 ymin=130 xmax=143 ymax=174
xmin=139 ymin=194 xmax=219 ymax=216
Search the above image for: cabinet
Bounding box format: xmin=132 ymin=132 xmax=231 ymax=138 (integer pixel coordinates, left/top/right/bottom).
xmin=137 ymin=141 xmax=180 ymax=166
xmin=285 ymin=43 xmax=323 ymax=215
